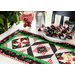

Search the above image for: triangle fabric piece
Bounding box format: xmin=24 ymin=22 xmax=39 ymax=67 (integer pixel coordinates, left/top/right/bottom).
xmin=19 ymin=50 xmax=26 ymax=53
xmin=33 ymin=39 xmax=37 ymax=42
xmin=4 ymin=44 xmax=7 ymax=47
xmin=48 ymin=58 xmax=53 ymax=64
xmin=18 ymin=43 xmax=21 ymax=47
xmin=22 ymin=40 xmax=28 ymax=42
xmin=22 ymin=41 xmax=29 ymax=44
xmin=21 ymin=42 xmax=28 ymax=47
xmin=58 ymin=47 xmax=65 ymax=50
xmin=17 ymin=34 xmax=23 ymax=37
xmin=13 ymin=43 xmax=19 ymax=46
xmin=16 ymin=39 xmax=20 ymax=42
xmin=20 ymin=38 xmax=25 ymax=42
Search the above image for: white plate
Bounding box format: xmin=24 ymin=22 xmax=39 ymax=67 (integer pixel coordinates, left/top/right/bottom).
xmin=42 ymin=31 xmax=74 ymax=43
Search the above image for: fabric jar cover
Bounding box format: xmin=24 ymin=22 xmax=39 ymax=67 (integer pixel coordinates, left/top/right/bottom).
xmin=20 ymin=12 xmax=34 ymax=23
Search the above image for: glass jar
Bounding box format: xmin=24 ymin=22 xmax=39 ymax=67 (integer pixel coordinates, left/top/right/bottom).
xmin=35 ymin=11 xmax=45 ymax=28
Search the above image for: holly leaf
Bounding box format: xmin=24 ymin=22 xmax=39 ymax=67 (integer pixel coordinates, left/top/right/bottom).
xmin=0 ymin=18 xmax=4 ymax=25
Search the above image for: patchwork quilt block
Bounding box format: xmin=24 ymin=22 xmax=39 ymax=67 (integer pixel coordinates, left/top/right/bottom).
xmin=12 ymin=37 xmax=30 ymax=49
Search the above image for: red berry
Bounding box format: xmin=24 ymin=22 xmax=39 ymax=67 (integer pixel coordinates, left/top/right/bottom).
xmin=46 ymin=33 xmax=48 ymax=35
xmin=64 ymin=53 xmax=66 ymax=54
xmin=55 ymin=27 xmax=57 ymax=30
xmin=53 ymin=34 xmax=55 ymax=36
xmin=8 ymin=51 xmax=10 ymax=53
xmin=68 ymin=21 xmax=70 ymax=22
xmin=28 ymin=25 xmax=31 ymax=27
xmin=38 ymin=28 xmax=41 ymax=31
xmin=29 ymin=60 xmax=31 ymax=62
xmin=67 ymin=62 xmax=71 ymax=64
xmin=24 ymin=23 xmax=26 ymax=27
xmin=0 ymin=51 xmax=2 ymax=53
xmin=22 ymin=57 xmax=24 ymax=59
xmin=23 ymin=18 xmax=28 ymax=22
xmin=70 ymin=46 xmax=72 ymax=48
xmin=14 ymin=57 xmax=16 ymax=59
xmin=24 ymin=22 xmax=29 ymax=27
xmin=9 ymin=36 xmax=11 ymax=38
xmin=73 ymin=58 xmax=75 ymax=61
xmin=42 ymin=25 xmax=43 ymax=27
xmin=24 ymin=57 xmax=26 ymax=58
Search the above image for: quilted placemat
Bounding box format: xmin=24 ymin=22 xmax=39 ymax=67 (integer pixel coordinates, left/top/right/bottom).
xmin=0 ymin=29 xmax=75 ymax=64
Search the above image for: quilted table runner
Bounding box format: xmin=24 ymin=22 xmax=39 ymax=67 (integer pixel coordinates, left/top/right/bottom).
xmin=0 ymin=29 xmax=75 ymax=64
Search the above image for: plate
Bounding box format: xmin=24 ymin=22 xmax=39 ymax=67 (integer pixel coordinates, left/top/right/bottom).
xmin=42 ymin=30 xmax=74 ymax=43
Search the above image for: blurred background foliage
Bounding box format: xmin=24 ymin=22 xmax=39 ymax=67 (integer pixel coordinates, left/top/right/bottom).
xmin=0 ymin=11 xmax=24 ymax=34
xmin=0 ymin=11 xmax=52 ymax=35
